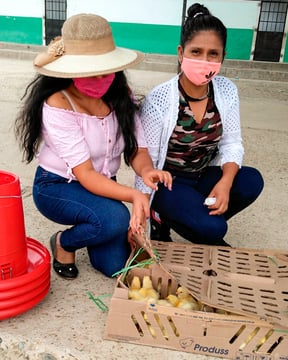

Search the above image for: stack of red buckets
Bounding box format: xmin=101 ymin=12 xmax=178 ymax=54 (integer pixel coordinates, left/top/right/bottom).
xmin=0 ymin=170 xmax=50 ymax=320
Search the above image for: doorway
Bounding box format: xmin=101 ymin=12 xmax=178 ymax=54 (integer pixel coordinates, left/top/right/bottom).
xmin=253 ymin=0 xmax=288 ymax=62
xmin=44 ymin=0 xmax=67 ymax=45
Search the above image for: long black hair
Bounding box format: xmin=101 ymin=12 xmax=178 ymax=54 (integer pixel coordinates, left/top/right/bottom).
xmin=181 ymin=3 xmax=227 ymax=56
xmin=15 ymin=71 xmax=138 ymax=165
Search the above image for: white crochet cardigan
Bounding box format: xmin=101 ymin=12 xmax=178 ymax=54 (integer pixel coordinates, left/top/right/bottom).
xmin=135 ymin=74 xmax=244 ymax=196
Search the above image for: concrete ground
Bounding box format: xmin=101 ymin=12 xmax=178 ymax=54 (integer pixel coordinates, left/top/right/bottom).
xmin=0 ymin=56 xmax=287 ymax=360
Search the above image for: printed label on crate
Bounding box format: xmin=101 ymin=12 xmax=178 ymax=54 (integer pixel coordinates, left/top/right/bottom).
xmin=179 ymin=338 xmax=229 ymax=356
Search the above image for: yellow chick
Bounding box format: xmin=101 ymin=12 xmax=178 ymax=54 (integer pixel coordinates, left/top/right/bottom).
xmin=138 ymin=275 xmax=159 ymax=303
xmin=157 ymin=298 xmax=174 ymax=307
xmin=176 ymin=286 xmax=200 ymax=311
xmin=128 ymin=276 xmax=143 ymax=301
xmin=165 ymin=287 xmax=200 ymax=311
xmin=166 ymin=294 xmax=180 ymax=307
xmin=142 ymin=275 xmax=154 ymax=289
xmin=176 ymin=286 xmax=196 ymax=302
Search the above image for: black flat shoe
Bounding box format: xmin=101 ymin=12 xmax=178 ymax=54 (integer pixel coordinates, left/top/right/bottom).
xmin=50 ymin=233 xmax=79 ymax=279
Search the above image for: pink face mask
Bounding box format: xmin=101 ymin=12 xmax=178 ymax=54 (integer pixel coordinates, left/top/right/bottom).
xmin=181 ymin=58 xmax=221 ymax=86
xmin=73 ymin=73 xmax=115 ymax=98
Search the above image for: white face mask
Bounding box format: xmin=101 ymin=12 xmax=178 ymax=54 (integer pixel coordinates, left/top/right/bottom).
xmin=181 ymin=57 xmax=221 ymax=85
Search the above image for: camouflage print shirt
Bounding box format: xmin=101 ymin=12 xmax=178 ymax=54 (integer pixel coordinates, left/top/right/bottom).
xmin=164 ymin=83 xmax=223 ymax=174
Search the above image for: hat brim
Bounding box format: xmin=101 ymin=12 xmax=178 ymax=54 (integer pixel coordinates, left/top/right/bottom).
xmin=34 ymin=47 xmax=144 ymax=78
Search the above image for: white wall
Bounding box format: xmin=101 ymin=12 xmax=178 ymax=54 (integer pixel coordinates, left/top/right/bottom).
xmin=197 ymin=0 xmax=260 ymax=29
xmin=68 ymin=0 xmax=183 ymax=25
xmin=0 ymin=0 xmax=43 ymax=17
xmin=68 ymin=0 xmax=260 ymax=28
xmin=0 ymin=0 xmax=260 ymax=30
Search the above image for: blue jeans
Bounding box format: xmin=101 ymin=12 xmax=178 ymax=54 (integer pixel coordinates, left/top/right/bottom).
xmin=33 ymin=167 xmax=130 ymax=277
xmin=151 ymin=166 xmax=264 ymax=245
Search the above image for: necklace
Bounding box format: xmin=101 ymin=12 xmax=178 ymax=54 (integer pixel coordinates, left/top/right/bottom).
xmin=178 ymin=81 xmax=209 ymax=102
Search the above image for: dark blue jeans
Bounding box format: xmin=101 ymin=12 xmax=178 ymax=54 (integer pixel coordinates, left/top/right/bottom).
xmin=33 ymin=166 xmax=130 ymax=277
xmin=151 ymin=166 xmax=264 ymax=245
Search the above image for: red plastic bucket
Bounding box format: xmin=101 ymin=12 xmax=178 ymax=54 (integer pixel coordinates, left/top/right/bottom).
xmin=0 ymin=170 xmax=28 ymax=279
xmin=0 ymin=237 xmax=51 ymax=320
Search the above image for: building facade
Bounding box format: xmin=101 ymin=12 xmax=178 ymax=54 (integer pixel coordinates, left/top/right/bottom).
xmin=0 ymin=0 xmax=287 ymax=63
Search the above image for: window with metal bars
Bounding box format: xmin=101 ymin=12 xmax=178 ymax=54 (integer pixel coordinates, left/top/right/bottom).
xmin=258 ymin=1 xmax=288 ymax=33
xmin=44 ymin=0 xmax=67 ymax=45
xmin=253 ymin=0 xmax=288 ymax=61
xmin=45 ymin=0 xmax=67 ymax=20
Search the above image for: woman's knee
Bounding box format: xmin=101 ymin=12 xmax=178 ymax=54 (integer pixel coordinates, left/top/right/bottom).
xmin=85 ymin=201 xmax=130 ymax=239
xmin=249 ymin=167 xmax=264 ymax=196
xmin=238 ymin=166 xmax=264 ymax=199
xmin=88 ymin=237 xmax=130 ymax=277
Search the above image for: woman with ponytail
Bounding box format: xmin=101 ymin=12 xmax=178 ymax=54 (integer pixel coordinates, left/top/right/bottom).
xmin=136 ymin=3 xmax=264 ymax=246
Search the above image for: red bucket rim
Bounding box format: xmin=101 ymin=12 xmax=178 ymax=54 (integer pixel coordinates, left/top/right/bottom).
xmin=0 ymin=237 xmax=51 ymax=320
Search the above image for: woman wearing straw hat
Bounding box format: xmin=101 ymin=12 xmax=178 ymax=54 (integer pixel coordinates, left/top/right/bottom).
xmin=15 ymin=14 xmax=172 ymax=279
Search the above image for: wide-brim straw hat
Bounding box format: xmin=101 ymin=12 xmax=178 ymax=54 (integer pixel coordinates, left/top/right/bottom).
xmin=34 ymin=13 xmax=144 ymax=78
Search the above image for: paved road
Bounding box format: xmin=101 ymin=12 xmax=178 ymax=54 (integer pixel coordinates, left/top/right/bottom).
xmin=0 ymin=57 xmax=287 ymax=359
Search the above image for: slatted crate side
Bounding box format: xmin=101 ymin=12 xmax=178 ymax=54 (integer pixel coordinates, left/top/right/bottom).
xmin=104 ymin=286 xmax=288 ymax=359
xmin=153 ymin=243 xmax=288 ymax=282
xmin=152 ymin=242 xmax=288 ymax=327
xmin=104 ymin=238 xmax=288 ymax=359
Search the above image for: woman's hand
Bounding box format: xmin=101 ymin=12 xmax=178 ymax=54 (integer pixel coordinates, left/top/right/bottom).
xmin=142 ymin=168 xmax=173 ymax=191
xmin=205 ymin=180 xmax=230 ymax=215
xmin=129 ymin=190 xmax=150 ymax=234
xmin=130 ymin=148 xmax=173 ymax=191
xmin=206 ymin=163 xmax=239 ymax=215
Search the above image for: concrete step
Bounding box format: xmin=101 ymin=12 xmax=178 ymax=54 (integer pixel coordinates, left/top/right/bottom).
xmin=220 ymin=59 xmax=288 ymax=82
xmin=136 ymin=54 xmax=288 ymax=82
xmin=136 ymin=54 xmax=178 ymax=73
xmin=1 ymin=42 xmax=287 ymax=82
xmin=221 ymin=67 xmax=288 ymax=82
